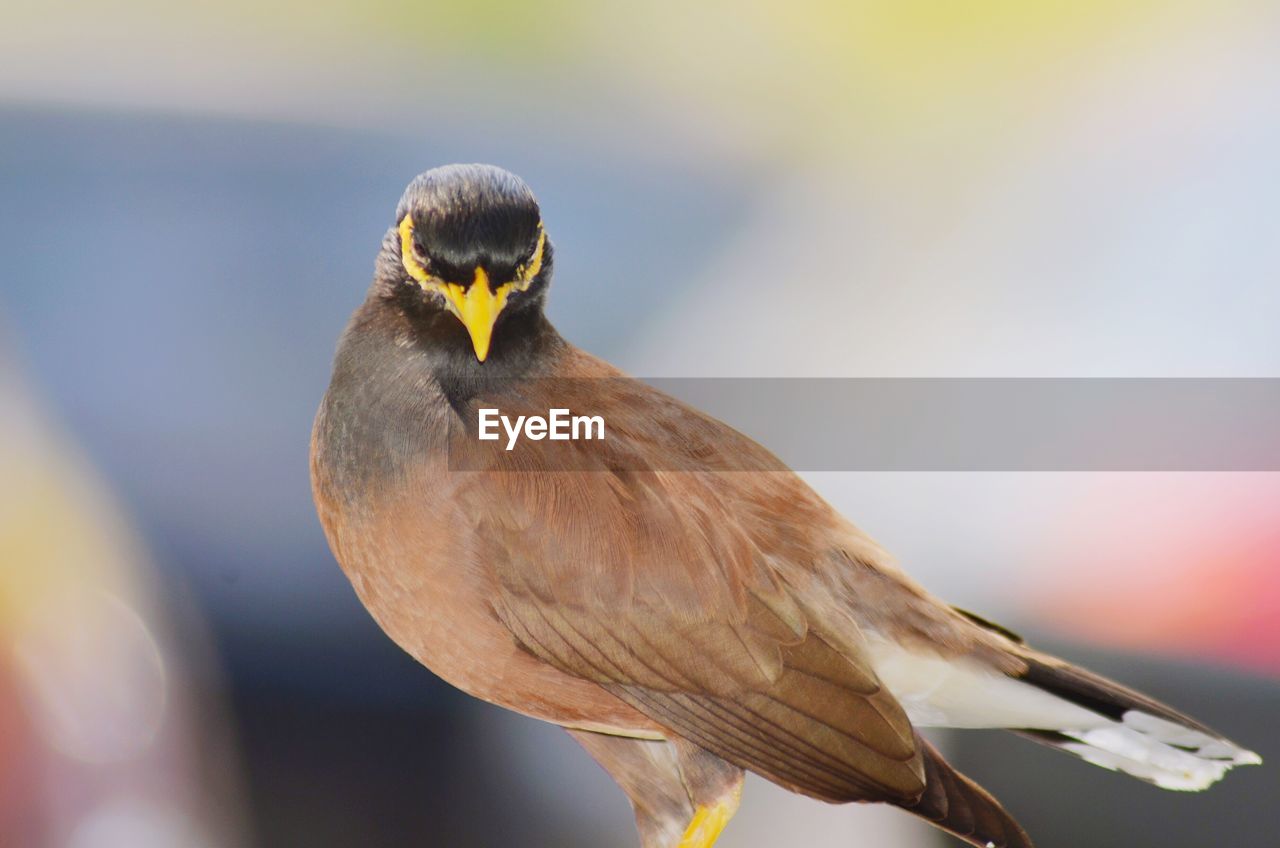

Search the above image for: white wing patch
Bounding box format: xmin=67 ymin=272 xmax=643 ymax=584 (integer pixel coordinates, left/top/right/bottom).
xmin=1057 ymin=712 xmax=1262 ymax=791
xmin=864 ymin=636 xmax=1106 ymax=729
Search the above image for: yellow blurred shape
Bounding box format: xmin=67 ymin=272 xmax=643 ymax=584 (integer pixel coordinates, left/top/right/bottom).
xmin=0 ymin=369 xmax=167 ymax=764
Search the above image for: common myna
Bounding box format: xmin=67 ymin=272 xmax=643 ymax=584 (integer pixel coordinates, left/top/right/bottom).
xmin=311 ymin=164 xmax=1260 ymax=848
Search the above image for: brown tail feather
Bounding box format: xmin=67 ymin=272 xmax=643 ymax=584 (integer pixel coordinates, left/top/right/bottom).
xmin=897 ymin=734 xmax=1033 ymax=848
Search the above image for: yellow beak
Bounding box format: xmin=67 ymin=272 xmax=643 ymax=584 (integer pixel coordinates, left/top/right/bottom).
xmin=441 ymin=267 xmax=508 ymax=362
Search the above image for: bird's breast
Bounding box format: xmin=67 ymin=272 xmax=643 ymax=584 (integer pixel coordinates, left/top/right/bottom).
xmin=311 ymin=383 xmax=658 ymax=736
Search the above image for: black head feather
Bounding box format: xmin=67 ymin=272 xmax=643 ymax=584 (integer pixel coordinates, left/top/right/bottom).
xmin=395 ymin=163 xmax=548 ymax=287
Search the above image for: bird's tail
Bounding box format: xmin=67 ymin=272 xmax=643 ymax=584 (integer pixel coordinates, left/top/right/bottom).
xmin=868 ymin=617 xmax=1261 ymax=794
xmin=1007 ymin=650 xmax=1261 ymax=791
xmin=898 ymin=733 xmax=1034 ymax=848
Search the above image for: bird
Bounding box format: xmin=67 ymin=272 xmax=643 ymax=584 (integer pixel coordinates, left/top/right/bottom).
xmin=310 ymin=163 xmax=1260 ymax=848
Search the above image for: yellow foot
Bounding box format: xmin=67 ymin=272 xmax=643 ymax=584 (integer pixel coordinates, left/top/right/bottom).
xmin=676 ymin=785 xmax=742 ymax=848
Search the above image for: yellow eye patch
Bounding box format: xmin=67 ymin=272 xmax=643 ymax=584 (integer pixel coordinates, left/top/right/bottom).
xmin=398 ymin=214 xmax=433 ymax=284
xmin=514 ymin=225 xmax=547 ymax=285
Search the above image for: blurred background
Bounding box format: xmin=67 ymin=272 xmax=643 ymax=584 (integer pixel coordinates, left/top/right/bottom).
xmin=1 ymin=1 xmax=1277 ymax=846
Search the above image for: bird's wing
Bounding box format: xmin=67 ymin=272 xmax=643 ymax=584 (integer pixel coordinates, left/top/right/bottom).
xmin=451 ymin=366 xmax=929 ymax=803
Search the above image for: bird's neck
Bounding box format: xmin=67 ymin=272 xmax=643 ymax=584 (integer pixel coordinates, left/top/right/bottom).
xmin=438 ymin=310 xmax=562 ymax=411
xmin=369 ymin=291 xmax=564 ymax=410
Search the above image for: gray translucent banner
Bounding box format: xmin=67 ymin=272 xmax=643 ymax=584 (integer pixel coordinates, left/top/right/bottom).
xmin=446 ymin=378 xmax=1280 ymax=471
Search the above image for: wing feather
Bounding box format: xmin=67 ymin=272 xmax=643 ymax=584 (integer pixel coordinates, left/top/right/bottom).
xmin=452 ymin=360 xmax=939 ymax=803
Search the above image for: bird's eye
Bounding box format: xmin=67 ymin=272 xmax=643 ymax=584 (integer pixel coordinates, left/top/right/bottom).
xmin=412 ymin=239 xmax=430 ymax=262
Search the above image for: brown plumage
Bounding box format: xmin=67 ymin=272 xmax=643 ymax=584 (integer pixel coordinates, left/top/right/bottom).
xmin=311 ymin=164 xmax=1258 ymax=848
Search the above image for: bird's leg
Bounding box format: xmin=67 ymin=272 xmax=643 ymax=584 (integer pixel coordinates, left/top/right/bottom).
xmin=673 ymin=740 xmax=744 ymax=848
xmin=567 ymin=730 xmax=694 ymax=848
xmin=674 ymin=784 xmax=741 ymax=848
xmin=568 ymin=730 xmax=746 ymax=848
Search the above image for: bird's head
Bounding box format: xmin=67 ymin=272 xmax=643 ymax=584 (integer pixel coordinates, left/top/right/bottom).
xmin=392 ymin=164 xmax=553 ymax=362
